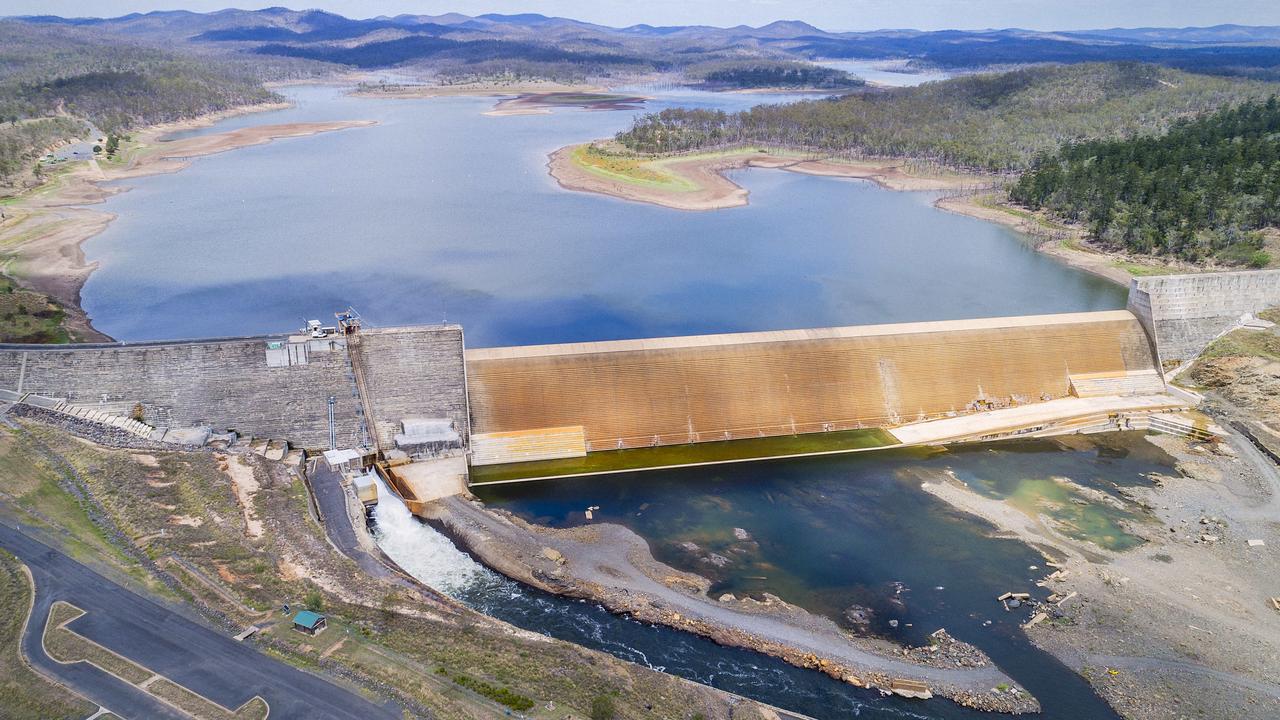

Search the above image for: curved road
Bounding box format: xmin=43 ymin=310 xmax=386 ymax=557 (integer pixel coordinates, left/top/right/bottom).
xmin=2 ymin=521 xmax=402 ymax=720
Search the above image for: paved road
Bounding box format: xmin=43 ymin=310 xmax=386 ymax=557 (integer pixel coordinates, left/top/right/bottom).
xmin=1 ymin=521 xmax=403 ymax=720
xmin=308 ymin=463 xmax=391 ymax=579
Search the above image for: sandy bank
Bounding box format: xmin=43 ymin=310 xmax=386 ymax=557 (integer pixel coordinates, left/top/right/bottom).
xmin=424 ymin=494 xmax=1038 ymax=713
xmin=548 ymin=143 xmax=992 ymax=212
xmin=483 ymin=92 xmax=649 ymax=118
xmin=913 ymin=433 xmax=1280 ymax=720
xmin=932 ymin=193 xmax=1211 ymax=287
xmin=351 ymin=81 xmax=606 ymax=101
xmin=0 ymin=105 xmax=375 ymax=341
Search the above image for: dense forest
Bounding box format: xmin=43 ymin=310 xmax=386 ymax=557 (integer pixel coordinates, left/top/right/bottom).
xmin=0 ymin=117 xmax=86 ymax=180
xmin=1010 ymin=97 xmax=1280 ymax=265
xmin=686 ymin=60 xmax=863 ymax=89
xmin=0 ymin=21 xmax=280 ymax=186
xmin=615 ymin=63 xmax=1280 ymax=171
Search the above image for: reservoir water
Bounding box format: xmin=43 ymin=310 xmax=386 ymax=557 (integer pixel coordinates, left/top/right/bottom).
xmin=82 ymin=85 xmax=1123 ymax=343
xmin=82 ymin=84 xmax=1141 ymax=717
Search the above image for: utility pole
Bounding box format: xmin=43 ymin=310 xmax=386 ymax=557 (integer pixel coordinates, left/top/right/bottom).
xmin=327 ymin=395 xmax=337 ymax=450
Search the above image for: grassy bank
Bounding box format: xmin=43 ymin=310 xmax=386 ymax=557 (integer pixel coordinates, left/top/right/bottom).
xmin=0 ymin=551 xmax=95 ymax=719
xmin=3 ymin=420 xmax=786 ymax=720
xmin=569 ymin=143 xmax=701 ymax=190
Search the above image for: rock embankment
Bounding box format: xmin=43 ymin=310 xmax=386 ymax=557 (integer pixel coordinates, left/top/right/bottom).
xmin=423 ymin=495 xmax=1038 ymax=714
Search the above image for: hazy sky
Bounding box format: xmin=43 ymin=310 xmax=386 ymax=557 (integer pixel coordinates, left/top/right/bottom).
xmin=7 ymin=1 xmax=1280 ymax=32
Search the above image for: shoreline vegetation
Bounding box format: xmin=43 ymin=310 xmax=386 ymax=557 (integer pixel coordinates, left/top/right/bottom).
xmin=548 ymin=140 xmax=1227 ymax=286
xmin=0 ymin=102 xmax=375 ymax=342
xmin=350 ymin=80 xmax=609 ymax=100
xmin=548 ymin=142 xmax=991 ymax=211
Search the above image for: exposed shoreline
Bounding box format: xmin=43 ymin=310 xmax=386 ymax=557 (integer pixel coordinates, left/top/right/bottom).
xmin=547 ymin=143 xmax=992 ymax=212
xmin=423 ymin=494 xmax=1039 ymax=714
xmin=350 ymin=81 xmax=607 ymax=101
xmin=914 ymin=433 xmax=1280 ymax=720
xmin=547 ymin=142 xmax=1224 ymax=285
xmin=0 ymin=102 xmax=376 ymax=342
xmin=932 ymin=193 xmax=1194 ymax=287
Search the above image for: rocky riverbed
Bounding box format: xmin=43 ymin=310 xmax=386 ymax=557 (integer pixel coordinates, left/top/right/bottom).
xmin=422 ymin=494 xmax=1039 ymax=714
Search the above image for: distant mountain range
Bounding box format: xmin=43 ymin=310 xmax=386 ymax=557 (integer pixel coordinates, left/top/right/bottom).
xmin=9 ymin=9 xmax=1280 ymax=80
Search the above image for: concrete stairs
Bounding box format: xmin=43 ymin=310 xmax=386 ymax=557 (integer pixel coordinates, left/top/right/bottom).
xmin=2 ymin=389 xmax=158 ymax=439
xmin=470 ymin=425 xmax=588 ymax=466
xmin=1069 ymin=370 xmax=1166 ymax=398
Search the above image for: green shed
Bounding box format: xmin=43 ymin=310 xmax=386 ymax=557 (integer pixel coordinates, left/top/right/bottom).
xmin=292 ymin=610 xmax=327 ymax=635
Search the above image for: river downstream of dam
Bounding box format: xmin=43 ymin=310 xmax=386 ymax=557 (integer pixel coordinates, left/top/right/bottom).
xmin=376 ymin=433 xmax=1171 ymax=719
xmin=81 ymin=84 xmax=1143 ymax=718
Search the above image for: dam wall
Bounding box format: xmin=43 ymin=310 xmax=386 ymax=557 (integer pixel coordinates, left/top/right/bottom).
xmin=347 ymin=325 xmax=470 ymax=448
xmin=465 ymin=310 xmax=1160 ymax=454
xmin=0 ymin=324 xmax=467 ymax=450
xmin=1127 ymin=269 xmax=1280 ymax=368
xmin=0 ymin=335 xmax=362 ymax=449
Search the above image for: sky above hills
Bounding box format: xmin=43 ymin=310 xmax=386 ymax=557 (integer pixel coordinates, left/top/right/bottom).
xmin=10 ymin=0 xmax=1280 ymax=32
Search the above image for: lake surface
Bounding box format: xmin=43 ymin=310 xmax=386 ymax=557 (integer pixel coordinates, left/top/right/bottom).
xmin=83 ymin=84 xmax=1141 ymax=718
xmin=82 ymin=85 xmax=1122 ymax=344
xmin=815 ymin=59 xmax=954 ymax=87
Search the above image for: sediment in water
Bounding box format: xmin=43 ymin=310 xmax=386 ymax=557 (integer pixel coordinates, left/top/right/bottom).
xmin=422 ymin=493 xmax=1040 ymax=714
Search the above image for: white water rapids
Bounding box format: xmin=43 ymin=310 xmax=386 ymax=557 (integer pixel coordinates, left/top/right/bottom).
xmin=368 ymin=474 xmax=495 ymax=594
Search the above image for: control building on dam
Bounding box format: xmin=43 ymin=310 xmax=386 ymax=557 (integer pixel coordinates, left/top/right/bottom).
xmin=0 ymin=269 xmax=1273 ymax=490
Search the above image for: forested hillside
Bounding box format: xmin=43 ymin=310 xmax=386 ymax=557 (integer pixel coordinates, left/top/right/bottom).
xmin=1010 ymin=97 xmax=1280 ymax=265
xmin=0 ymin=21 xmax=280 ymax=187
xmin=686 ymin=60 xmax=863 ymax=89
xmin=615 ymin=63 xmax=1279 ymax=170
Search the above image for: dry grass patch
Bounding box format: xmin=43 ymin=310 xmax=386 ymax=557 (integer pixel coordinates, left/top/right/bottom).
xmin=0 ymin=552 xmax=94 ymax=720
xmin=43 ymin=601 xmax=152 ymax=684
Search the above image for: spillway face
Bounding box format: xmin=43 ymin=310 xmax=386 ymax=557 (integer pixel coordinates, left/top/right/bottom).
xmin=1128 ymin=269 xmax=1280 ymax=370
xmin=464 ymin=310 xmax=1160 ymax=457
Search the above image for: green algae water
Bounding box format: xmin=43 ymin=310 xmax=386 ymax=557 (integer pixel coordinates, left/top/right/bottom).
xmin=476 ymin=432 xmax=1174 ymax=718
xmin=469 ymin=427 xmax=897 ymax=483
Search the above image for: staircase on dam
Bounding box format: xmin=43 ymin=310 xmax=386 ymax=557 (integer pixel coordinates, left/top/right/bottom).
xmin=1068 ymin=370 xmax=1167 ymax=398
xmin=0 ymin=389 xmax=156 ymax=440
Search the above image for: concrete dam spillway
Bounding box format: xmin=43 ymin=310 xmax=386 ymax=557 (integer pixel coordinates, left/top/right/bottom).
xmin=2 ymin=269 xmax=1275 ymax=483
xmin=464 ymin=311 xmax=1158 ymax=456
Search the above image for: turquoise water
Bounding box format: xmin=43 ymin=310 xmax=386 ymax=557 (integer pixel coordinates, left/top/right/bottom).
xmin=477 ymin=435 xmax=1171 ymax=719
xmin=81 ymin=85 xmax=1123 ymax=343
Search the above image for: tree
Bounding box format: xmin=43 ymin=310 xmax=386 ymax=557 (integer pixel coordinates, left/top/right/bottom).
xmin=589 ymin=694 xmax=616 ymax=720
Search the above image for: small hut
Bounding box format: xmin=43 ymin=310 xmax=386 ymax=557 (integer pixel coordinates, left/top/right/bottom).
xmin=291 ymin=610 xmax=327 ymax=636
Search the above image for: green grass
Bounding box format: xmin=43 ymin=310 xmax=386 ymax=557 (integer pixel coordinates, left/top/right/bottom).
xmin=0 ymin=273 xmax=70 ymax=343
xmin=0 ymin=429 xmax=132 ymax=568
xmin=469 ymin=428 xmax=897 ymax=484
xmin=0 ymin=552 xmax=95 ymax=719
xmin=1109 ymin=260 xmax=1175 ymax=277
xmin=570 ymin=144 xmax=697 ymax=190
xmin=1198 ymin=327 xmax=1280 ymax=363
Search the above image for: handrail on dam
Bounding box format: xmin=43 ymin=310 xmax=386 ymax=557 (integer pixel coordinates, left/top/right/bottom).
xmin=0 ymin=322 xmax=465 ymax=351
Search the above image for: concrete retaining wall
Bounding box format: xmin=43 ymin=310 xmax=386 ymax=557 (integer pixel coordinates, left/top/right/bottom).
xmin=1127 ymin=269 xmax=1280 ymax=368
xmin=0 ymin=335 xmax=363 ymax=449
xmin=0 ymin=324 xmax=469 ymax=451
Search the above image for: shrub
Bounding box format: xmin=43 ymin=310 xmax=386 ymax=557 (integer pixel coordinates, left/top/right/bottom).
xmin=590 ymin=694 xmax=617 ymax=720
